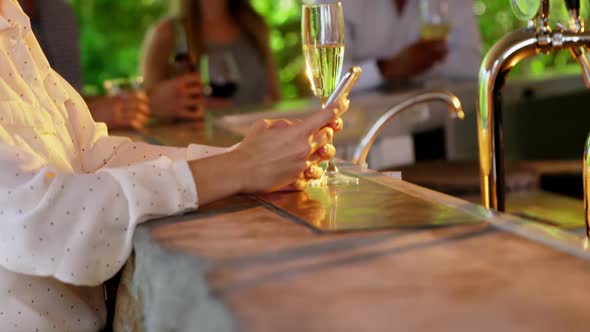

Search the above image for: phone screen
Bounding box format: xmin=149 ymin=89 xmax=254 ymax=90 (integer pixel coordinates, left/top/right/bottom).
xmin=324 ymin=66 xmax=362 ymax=108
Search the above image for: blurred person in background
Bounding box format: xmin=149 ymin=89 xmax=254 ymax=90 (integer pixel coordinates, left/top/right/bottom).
xmin=317 ymin=0 xmax=483 ymax=91
xmin=19 ymin=0 xmax=150 ymax=129
xmin=142 ymin=0 xmax=281 ymax=121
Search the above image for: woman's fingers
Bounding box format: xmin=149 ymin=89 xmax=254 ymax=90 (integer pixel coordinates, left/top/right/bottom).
xmin=291 ymin=177 xmax=309 ymax=191
xmin=119 ymin=91 xmax=148 ymax=103
xmin=116 ymin=110 xmax=149 ymax=130
xmin=176 ymin=108 xmax=205 ymax=121
xmin=136 ymin=102 xmax=151 ymax=116
xmin=309 ymin=144 xmax=336 ymax=164
xmin=134 ymin=112 xmax=150 ymax=125
xmin=120 ymin=110 xmax=148 ymax=122
xmin=310 ymin=126 xmax=334 ymax=152
xmin=121 ymin=100 xmax=150 ymax=116
xmin=180 ymin=95 xmax=204 ymax=112
xmin=304 ymin=164 xmax=324 ymax=180
xmin=268 ymin=119 xmax=299 ymax=129
xmin=182 ymin=85 xmax=204 ymax=97
xmin=181 ymin=73 xmax=202 ymax=84
xmin=297 ymin=105 xmax=340 ymax=136
xmin=117 ymin=92 xmax=151 ymax=127
xmin=329 ymin=117 xmax=343 ymax=132
xmin=292 ymin=164 xmax=325 ymax=191
xmin=130 ymin=117 xmax=148 ymax=130
xmin=325 ymin=98 xmax=349 ymax=117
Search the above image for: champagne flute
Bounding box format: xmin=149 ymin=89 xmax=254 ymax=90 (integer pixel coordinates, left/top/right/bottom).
xmin=302 ymin=2 xmax=357 ymax=186
xmin=420 ymin=0 xmax=451 ymax=41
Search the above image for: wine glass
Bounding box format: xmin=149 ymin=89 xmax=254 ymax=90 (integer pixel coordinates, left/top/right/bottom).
xmin=419 ymin=0 xmax=451 ymax=41
xmin=302 ymin=2 xmax=357 ymax=186
xmin=200 ymin=51 xmax=240 ymax=99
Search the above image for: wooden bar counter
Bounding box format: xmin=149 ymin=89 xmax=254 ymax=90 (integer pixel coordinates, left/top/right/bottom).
xmin=111 ymin=113 xmax=590 ymax=332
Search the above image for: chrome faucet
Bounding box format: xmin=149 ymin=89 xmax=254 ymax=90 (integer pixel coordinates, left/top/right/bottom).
xmin=478 ymin=0 xmax=590 ymax=211
xmin=352 ymin=90 xmax=464 ymax=167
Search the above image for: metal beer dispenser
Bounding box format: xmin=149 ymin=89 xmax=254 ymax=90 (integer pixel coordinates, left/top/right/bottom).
xmin=478 ymin=0 xmax=590 ymax=212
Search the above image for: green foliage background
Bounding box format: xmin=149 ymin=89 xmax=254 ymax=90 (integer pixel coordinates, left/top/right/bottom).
xmin=69 ymin=0 xmax=586 ymax=97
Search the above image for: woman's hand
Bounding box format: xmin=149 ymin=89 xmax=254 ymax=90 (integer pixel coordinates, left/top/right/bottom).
xmin=188 ymin=101 xmax=348 ymax=206
xmin=149 ymin=73 xmax=205 ymax=121
xmin=205 ymin=97 xmax=233 ymax=110
xmin=89 ymin=92 xmax=151 ymax=130
xmin=260 ymin=115 xmax=344 ymax=191
xmin=233 ymin=103 xmax=346 ymax=193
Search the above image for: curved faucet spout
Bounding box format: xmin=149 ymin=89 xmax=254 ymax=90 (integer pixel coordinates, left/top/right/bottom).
xmin=352 ymin=90 xmax=464 ymax=167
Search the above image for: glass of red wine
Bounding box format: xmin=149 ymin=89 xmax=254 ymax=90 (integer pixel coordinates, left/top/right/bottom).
xmin=200 ymin=51 xmax=240 ymax=99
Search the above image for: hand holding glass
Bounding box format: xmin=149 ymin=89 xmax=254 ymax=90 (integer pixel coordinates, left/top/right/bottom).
xmin=302 ymin=2 xmax=357 ymax=186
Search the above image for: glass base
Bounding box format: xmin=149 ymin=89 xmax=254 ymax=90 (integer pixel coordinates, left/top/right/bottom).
xmin=309 ymin=170 xmax=359 ymax=187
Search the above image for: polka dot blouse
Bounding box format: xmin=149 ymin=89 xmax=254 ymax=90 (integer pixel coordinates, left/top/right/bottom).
xmin=0 ymin=1 xmax=233 ymax=331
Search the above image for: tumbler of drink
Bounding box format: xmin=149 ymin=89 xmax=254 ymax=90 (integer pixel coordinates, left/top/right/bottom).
xmin=419 ymin=0 xmax=451 ymax=41
xmin=103 ymin=76 xmax=144 ymax=96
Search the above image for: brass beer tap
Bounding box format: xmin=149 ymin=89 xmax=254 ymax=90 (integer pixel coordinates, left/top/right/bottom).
xmin=478 ymin=0 xmax=590 ymax=211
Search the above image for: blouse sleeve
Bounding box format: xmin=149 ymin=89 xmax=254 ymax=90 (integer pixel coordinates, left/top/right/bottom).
xmin=0 ymin=77 xmax=235 ymax=287
xmin=0 ymin=135 xmax=200 ymax=287
xmin=0 ymin=91 xmax=235 ymax=288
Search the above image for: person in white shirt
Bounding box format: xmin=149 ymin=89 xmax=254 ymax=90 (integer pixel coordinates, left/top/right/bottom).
xmin=0 ymin=1 xmax=345 ymax=331
xmin=318 ymin=0 xmax=483 ymax=91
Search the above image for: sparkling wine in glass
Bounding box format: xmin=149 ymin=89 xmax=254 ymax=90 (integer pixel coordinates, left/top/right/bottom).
xmin=302 ymin=43 xmax=345 ymax=101
xmin=302 ymin=2 xmax=357 ymax=186
xmin=200 ymin=51 xmax=240 ymax=99
xmin=420 ymin=0 xmax=451 ymax=41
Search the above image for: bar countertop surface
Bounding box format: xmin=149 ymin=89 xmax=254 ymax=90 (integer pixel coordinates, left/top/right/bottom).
xmin=112 ymin=93 xmax=590 ymax=332
xmin=112 ymin=166 xmax=590 ymax=332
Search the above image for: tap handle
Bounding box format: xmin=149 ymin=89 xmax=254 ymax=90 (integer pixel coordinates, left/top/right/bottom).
xmin=564 ymin=0 xmax=583 ymax=31
xmin=510 ymin=0 xmax=547 ymax=22
xmin=540 ymin=0 xmax=551 ymax=31
xmin=564 ymin=0 xmax=580 ymax=11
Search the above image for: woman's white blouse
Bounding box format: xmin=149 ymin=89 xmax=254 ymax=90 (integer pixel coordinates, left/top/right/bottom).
xmin=0 ymin=1 xmax=230 ymax=331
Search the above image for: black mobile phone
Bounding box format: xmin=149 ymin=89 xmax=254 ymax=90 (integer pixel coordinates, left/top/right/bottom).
xmin=324 ymin=66 xmax=362 ymax=113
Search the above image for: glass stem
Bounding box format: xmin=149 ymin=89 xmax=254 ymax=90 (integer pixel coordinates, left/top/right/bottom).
xmin=326 ymin=159 xmax=338 ymax=174
xmin=321 ymin=99 xmax=339 ymax=176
